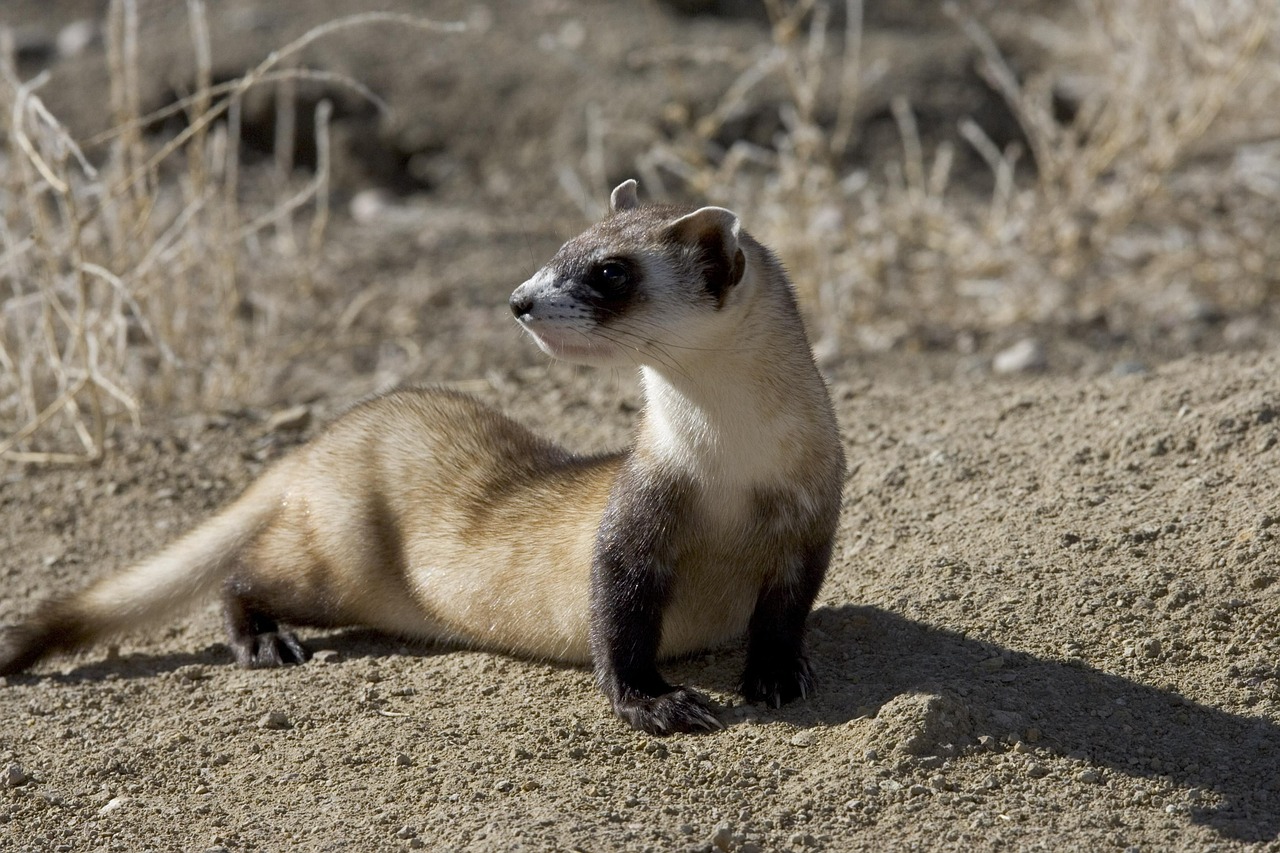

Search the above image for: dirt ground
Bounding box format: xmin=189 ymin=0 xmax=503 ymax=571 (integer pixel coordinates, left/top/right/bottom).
xmin=2 ymin=2 xmax=1279 ymax=851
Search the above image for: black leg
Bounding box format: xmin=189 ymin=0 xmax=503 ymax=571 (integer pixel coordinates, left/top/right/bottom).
xmin=741 ymin=539 xmax=831 ymax=707
xmin=222 ymin=583 xmax=310 ymax=669
xmin=590 ymin=470 xmax=721 ymax=735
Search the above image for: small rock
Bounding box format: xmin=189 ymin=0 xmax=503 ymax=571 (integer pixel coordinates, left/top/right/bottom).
xmin=313 ymin=649 xmax=341 ymax=664
xmin=494 ymin=779 xmax=513 ymax=792
xmin=176 ymin=665 xmax=209 ymax=682
xmin=350 ymin=188 xmax=397 ymax=223
xmin=395 ymin=825 xmax=416 ymax=840
xmin=265 ymin=405 xmax=311 ymax=433
xmin=993 ymin=338 xmax=1047 ymax=374
xmin=1140 ymin=638 xmax=1162 ymax=658
xmin=1026 ymin=763 xmax=1049 ymax=779
xmin=3 ymin=764 xmax=30 ymax=788
xmin=98 ymin=796 xmax=127 ymax=815
xmin=789 ymin=730 xmax=816 ymax=747
xmin=258 ymin=711 xmax=291 ymax=731
xmin=394 ymin=753 xmax=413 ymax=767
xmin=57 ymin=20 xmax=97 ymax=57
xmin=1075 ymin=769 xmax=1102 ymax=784
xmin=710 ymin=822 xmax=734 ymax=851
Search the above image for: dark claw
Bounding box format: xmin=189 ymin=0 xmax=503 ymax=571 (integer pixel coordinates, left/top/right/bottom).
xmin=234 ymin=630 xmax=311 ymax=669
xmin=741 ymin=654 xmax=815 ymax=708
xmin=612 ymin=686 xmax=724 ymax=735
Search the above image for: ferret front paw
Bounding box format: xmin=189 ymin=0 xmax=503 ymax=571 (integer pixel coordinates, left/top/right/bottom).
xmin=741 ymin=654 xmax=815 ymax=708
xmin=612 ymin=686 xmax=724 ymax=735
xmin=232 ymin=630 xmax=311 ymax=668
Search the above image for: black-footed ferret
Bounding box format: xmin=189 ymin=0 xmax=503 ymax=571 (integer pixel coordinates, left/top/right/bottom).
xmin=0 ymin=180 xmax=845 ymax=734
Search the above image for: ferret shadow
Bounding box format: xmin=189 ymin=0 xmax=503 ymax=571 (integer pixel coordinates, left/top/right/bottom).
xmin=704 ymin=604 xmax=1278 ymax=844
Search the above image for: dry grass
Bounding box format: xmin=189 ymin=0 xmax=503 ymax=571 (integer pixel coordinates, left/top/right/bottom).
xmin=0 ymin=3 xmax=461 ymax=464
xmin=635 ymin=0 xmax=1279 ymax=357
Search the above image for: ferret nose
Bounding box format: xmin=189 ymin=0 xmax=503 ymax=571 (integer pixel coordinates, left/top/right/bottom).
xmin=510 ymin=289 xmax=534 ymax=320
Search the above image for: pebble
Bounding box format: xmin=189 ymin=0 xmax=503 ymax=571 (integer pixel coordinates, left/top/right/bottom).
xmin=710 ymin=823 xmax=734 ymax=851
xmin=258 ymin=711 xmax=291 ymax=731
xmin=394 ymin=753 xmax=413 ymax=767
xmin=57 ymin=20 xmax=97 ymax=58
xmin=395 ymin=825 xmax=417 ymax=840
xmin=3 ymin=764 xmax=30 ymax=788
xmin=350 ymin=189 xmax=397 ymax=224
xmin=1075 ymin=769 xmax=1102 ymax=783
xmin=313 ymin=649 xmax=341 ymax=664
xmin=494 ymin=779 xmax=513 ymax=792
xmin=993 ymin=338 xmax=1047 ymax=374
xmin=1026 ymin=763 xmax=1049 ymax=779
xmin=98 ymin=796 xmax=127 ymax=815
xmin=789 ymin=730 xmax=816 ymax=747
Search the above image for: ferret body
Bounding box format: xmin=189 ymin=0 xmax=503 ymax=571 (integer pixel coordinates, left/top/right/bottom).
xmin=1 ymin=181 xmax=845 ymax=734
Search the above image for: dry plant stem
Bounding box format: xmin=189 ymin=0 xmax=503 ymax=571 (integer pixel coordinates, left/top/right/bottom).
xmin=186 ymin=0 xmax=213 ymax=201
xmin=308 ymin=101 xmax=334 ymax=258
xmin=829 ymin=0 xmax=864 ymax=159
xmin=273 ymin=55 xmax=299 ymax=255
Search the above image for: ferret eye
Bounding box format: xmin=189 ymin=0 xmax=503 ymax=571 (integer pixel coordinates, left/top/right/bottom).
xmin=591 ymin=261 xmax=632 ymax=296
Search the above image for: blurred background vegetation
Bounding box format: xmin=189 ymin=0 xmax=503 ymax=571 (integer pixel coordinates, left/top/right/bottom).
xmin=2 ymin=0 xmax=1277 ymax=461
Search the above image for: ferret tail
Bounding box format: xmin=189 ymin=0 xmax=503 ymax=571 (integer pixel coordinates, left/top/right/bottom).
xmin=0 ymin=462 xmax=293 ymax=676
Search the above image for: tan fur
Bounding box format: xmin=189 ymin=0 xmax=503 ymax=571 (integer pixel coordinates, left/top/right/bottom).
xmin=235 ymin=391 xmax=616 ymax=662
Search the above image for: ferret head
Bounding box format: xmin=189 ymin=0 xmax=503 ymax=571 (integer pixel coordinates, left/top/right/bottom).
xmin=510 ymin=180 xmax=750 ymax=368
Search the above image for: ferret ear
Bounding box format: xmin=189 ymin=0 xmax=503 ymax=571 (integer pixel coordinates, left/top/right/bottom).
xmin=663 ymin=206 xmax=746 ymax=304
xmin=609 ymin=179 xmax=640 ymax=213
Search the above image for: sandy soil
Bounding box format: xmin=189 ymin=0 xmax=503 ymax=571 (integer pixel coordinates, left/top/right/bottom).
xmin=2 ymin=2 xmax=1279 ymax=851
